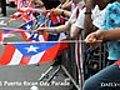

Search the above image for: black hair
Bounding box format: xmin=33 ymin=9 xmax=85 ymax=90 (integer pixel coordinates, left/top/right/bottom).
xmin=41 ymin=0 xmax=60 ymax=10
xmin=109 ymin=0 xmax=117 ymax=3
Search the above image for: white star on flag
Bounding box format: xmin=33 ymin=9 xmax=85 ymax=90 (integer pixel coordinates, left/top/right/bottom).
xmin=25 ymin=45 xmax=39 ymax=53
xmin=25 ymin=24 xmax=31 ymax=30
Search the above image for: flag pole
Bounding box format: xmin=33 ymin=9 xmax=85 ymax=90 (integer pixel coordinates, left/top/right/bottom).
xmin=0 ymin=40 xmax=86 ymax=45
xmin=0 ymin=40 xmax=103 ymax=45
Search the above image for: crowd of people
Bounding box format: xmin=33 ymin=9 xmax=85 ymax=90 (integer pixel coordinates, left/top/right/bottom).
xmin=0 ymin=0 xmax=120 ymax=90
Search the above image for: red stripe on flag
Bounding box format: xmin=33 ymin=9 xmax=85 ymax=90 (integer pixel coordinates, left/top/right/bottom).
xmin=59 ymin=43 xmax=68 ymax=50
xmin=0 ymin=31 xmax=3 ymax=41
xmin=0 ymin=45 xmax=16 ymax=65
xmin=20 ymin=14 xmax=31 ymax=22
xmin=40 ymin=44 xmax=60 ymax=63
xmin=19 ymin=56 xmax=31 ymax=65
xmin=20 ymin=32 xmax=31 ymax=41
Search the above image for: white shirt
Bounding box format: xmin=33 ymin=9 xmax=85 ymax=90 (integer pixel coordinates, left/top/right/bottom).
xmin=66 ymin=1 xmax=85 ymax=25
xmin=75 ymin=5 xmax=106 ymax=29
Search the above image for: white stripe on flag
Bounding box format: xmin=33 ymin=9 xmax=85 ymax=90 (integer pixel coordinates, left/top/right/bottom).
xmin=28 ymin=51 xmax=45 ymax=64
xmin=8 ymin=49 xmax=22 ymax=65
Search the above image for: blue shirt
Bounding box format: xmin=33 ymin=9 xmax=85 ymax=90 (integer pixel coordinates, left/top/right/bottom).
xmin=100 ymin=1 xmax=120 ymax=60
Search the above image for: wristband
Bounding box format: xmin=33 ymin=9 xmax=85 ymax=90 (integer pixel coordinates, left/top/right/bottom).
xmin=84 ymin=12 xmax=92 ymax=15
xmin=61 ymin=10 xmax=65 ymax=17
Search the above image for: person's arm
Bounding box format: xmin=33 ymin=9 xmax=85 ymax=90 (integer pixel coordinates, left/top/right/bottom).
xmin=84 ymin=0 xmax=95 ymax=35
xmin=61 ymin=9 xmax=71 ymax=17
xmin=34 ymin=0 xmax=45 ymax=8
xmin=85 ymin=29 xmax=120 ymax=43
xmin=70 ymin=7 xmax=85 ymax=38
xmin=36 ymin=23 xmax=70 ymax=34
xmin=53 ymin=8 xmax=71 ymax=17
xmin=70 ymin=24 xmax=81 ymax=38
xmin=61 ymin=0 xmax=72 ymax=11
xmin=101 ymin=29 xmax=120 ymax=41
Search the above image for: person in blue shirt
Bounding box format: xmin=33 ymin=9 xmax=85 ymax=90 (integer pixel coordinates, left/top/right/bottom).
xmin=83 ymin=1 xmax=120 ymax=90
xmin=100 ymin=1 xmax=120 ymax=65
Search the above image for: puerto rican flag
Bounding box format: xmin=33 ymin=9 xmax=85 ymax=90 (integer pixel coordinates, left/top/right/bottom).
xmin=0 ymin=26 xmax=67 ymax=65
xmin=19 ymin=20 xmax=35 ymax=41
xmin=11 ymin=7 xmax=35 ymax=23
xmin=0 ymin=41 xmax=61 ymax=65
xmin=0 ymin=21 xmax=67 ymax=66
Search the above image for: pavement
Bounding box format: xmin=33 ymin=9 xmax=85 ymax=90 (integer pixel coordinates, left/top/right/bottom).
xmin=0 ymin=63 xmax=73 ymax=90
xmin=0 ymin=6 xmax=78 ymax=90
